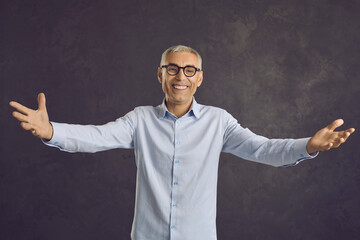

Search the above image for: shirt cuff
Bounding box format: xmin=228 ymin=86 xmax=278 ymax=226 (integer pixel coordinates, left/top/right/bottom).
xmin=282 ymin=137 xmax=319 ymax=167
xmin=41 ymin=122 xmax=68 ymax=149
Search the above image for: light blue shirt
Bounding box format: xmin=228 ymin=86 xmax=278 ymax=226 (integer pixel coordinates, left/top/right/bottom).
xmin=44 ymin=98 xmax=316 ymax=240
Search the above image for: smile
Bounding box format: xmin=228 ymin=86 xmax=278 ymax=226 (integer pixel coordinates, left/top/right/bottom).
xmin=172 ymin=84 xmax=188 ymax=90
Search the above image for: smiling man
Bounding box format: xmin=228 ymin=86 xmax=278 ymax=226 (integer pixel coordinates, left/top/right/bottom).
xmin=158 ymin=49 xmax=203 ymax=117
xmin=10 ymin=45 xmax=355 ymax=240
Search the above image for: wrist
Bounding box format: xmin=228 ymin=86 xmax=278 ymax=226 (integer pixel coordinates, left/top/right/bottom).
xmin=45 ymin=122 xmax=54 ymax=140
xmin=306 ymin=138 xmax=317 ymax=154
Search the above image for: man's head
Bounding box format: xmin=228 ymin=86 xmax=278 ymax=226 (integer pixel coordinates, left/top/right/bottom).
xmin=158 ymin=45 xmax=203 ymax=112
xmin=160 ymin=45 xmax=202 ymax=69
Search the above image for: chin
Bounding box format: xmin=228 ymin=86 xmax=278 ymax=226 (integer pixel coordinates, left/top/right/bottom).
xmin=168 ymin=96 xmax=191 ymax=105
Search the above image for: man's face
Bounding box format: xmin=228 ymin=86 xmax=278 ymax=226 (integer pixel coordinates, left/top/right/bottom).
xmin=158 ymin=52 xmax=203 ymax=108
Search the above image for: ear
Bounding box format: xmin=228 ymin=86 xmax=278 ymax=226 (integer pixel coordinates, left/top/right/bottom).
xmin=196 ymin=71 xmax=203 ymax=87
xmin=158 ymin=67 xmax=162 ymax=84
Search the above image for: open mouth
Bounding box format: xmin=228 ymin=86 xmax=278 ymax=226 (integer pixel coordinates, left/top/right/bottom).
xmin=172 ymin=84 xmax=188 ymax=90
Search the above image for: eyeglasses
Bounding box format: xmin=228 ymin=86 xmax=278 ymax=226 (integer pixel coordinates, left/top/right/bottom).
xmin=161 ymin=64 xmax=201 ymax=77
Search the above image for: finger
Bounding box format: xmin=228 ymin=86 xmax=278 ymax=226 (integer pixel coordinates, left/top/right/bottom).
xmin=20 ymin=122 xmax=39 ymax=136
xmin=9 ymin=101 xmax=33 ymax=115
xmin=38 ymin=93 xmax=46 ymax=111
xmin=347 ymin=128 xmax=355 ymax=134
xmin=326 ymin=119 xmax=344 ymax=131
xmin=326 ymin=143 xmax=333 ymax=150
xmin=31 ymin=129 xmax=38 ymax=136
xmin=332 ymin=138 xmax=345 ymax=148
xmin=342 ymin=131 xmax=350 ymax=141
xmin=12 ymin=111 xmax=29 ymax=122
xmin=20 ymin=122 xmax=33 ymax=131
xmin=339 ymin=128 xmax=355 ymax=140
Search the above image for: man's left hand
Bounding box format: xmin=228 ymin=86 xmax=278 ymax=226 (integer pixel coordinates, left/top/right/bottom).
xmin=306 ymin=119 xmax=355 ymax=154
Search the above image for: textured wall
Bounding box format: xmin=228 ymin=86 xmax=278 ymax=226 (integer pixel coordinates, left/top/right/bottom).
xmin=1 ymin=0 xmax=360 ymax=239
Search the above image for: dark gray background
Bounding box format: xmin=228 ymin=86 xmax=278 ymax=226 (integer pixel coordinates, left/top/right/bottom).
xmin=1 ymin=0 xmax=360 ymax=239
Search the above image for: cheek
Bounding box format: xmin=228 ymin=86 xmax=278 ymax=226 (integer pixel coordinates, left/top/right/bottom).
xmin=191 ymin=79 xmax=201 ymax=89
xmin=162 ymin=80 xmax=171 ymax=92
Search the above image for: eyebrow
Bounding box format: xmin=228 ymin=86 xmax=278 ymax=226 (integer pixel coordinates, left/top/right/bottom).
xmin=168 ymin=63 xmax=196 ymax=67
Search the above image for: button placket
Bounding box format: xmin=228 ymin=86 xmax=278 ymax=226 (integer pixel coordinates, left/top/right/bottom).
xmin=170 ymin=119 xmax=181 ymax=236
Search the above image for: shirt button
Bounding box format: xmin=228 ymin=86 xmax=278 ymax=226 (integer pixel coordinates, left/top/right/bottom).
xmin=172 ymin=203 xmax=177 ymax=207
xmin=171 ymin=225 xmax=175 ymax=229
xmin=174 ymin=181 xmax=178 ymax=185
xmin=174 ymin=160 xmax=179 ymax=164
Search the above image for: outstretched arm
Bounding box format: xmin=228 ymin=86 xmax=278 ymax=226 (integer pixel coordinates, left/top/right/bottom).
xmin=9 ymin=93 xmax=53 ymax=140
xmin=306 ymin=119 xmax=355 ymax=154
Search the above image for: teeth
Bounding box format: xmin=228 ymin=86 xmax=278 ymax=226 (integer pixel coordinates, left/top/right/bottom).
xmin=173 ymin=85 xmax=187 ymax=89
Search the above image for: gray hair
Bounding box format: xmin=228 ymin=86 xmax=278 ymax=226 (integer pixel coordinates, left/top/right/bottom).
xmin=160 ymin=45 xmax=202 ymax=69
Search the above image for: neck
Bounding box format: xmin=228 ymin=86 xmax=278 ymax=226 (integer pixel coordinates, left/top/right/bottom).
xmin=166 ymin=98 xmax=193 ymax=118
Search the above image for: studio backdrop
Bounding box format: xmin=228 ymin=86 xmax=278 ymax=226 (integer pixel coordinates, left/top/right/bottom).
xmin=1 ymin=0 xmax=360 ymax=239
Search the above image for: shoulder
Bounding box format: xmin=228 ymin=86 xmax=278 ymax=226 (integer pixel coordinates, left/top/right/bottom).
xmin=133 ymin=105 xmax=155 ymax=112
xmin=197 ymin=103 xmax=229 ymax=117
xmin=196 ymin=103 xmax=238 ymax=127
xmin=118 ymin=105 xmax=159 ymax=129
xmin=131 ymin=105 xmax=162 ymax=119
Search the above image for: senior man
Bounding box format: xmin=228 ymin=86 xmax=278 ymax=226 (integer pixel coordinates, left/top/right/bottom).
xmin=10 ymin=45 xmax=355 ymax=240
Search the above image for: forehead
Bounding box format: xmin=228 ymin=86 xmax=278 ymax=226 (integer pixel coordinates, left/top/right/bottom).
xmin=165 ymin=52 xmax=199 ymax=67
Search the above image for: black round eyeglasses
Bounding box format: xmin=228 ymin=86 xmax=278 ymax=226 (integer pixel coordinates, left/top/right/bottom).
xmin=161 ymin=64 xmax=201 ymax=77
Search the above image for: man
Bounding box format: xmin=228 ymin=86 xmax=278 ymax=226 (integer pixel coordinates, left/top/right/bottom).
xmin=10 ymin=45 xmax=355 ymax=240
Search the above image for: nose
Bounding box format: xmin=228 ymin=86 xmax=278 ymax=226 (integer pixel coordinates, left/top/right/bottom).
xmin=175 ymin=68 xmax=187 ymax=80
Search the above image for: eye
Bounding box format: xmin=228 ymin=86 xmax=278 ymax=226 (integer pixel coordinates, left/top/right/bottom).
xmin=185 ymin=67 xmax=196 ymax=75
xmin=167 ymin=66 xmax=178 ymax=73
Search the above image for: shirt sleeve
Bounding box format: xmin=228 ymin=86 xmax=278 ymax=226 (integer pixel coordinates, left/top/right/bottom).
xmin=221 ymin=111 xmax=318 ymax=167
xmin=42 ymin=110 xmax=137 ymax=153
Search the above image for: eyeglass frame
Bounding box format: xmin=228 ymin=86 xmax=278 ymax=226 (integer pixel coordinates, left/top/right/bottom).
xmin=161 ymin=64 xmax=202 ymax=77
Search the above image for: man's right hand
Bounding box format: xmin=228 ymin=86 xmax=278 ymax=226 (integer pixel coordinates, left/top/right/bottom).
xmin=9 ymin=93 xmax=53 ymax=140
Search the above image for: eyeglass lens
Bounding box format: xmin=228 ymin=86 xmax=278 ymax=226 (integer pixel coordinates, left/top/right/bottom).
xmin=167 ymin=65 xmax=197 ymax=77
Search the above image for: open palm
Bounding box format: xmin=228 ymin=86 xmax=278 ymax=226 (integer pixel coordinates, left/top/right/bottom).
xmin=306 ymin=119 xmax=355 ymax=154
xmin=9 ymin=93 xmax=53 ymax=140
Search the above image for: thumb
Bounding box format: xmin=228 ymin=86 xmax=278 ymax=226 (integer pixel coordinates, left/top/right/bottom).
xmin=38 ymin=92 xmax=47 ymax=111
xmin=326 ymin=119 xmax=344 ymax=131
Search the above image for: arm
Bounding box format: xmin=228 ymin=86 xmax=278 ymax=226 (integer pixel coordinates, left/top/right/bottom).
xmin=222 ymin=112 xmax=355 ymax=167
xmin=10 ymin=93 xmax=135 ymax=153
xmin=222 ymin=117 xmax=314 ymax=167
xmin=42 ymin=115 xmax=135 ymax=153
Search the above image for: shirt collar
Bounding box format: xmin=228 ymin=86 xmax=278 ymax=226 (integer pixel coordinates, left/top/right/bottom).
xmin=157 ymin=97 xmax=200 ymax=119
